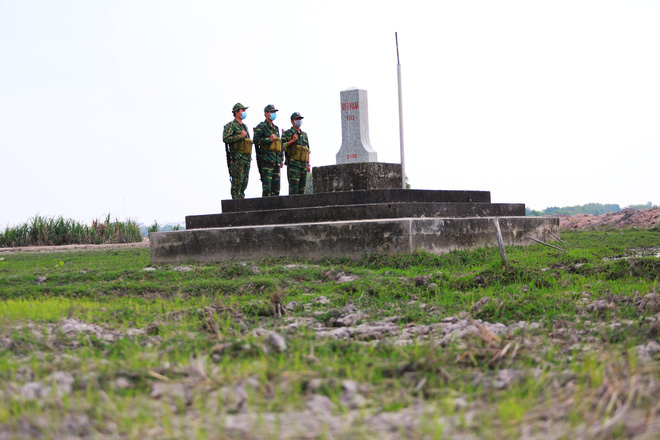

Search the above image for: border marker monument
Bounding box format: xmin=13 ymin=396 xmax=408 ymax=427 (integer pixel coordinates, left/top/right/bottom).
xmin=336 ymin=88 xmax=378 ymax=164
xmin=150 ymin=86 xmax=559 ymax=263
xmin=313 ymin=88 xmax=403 ymax=193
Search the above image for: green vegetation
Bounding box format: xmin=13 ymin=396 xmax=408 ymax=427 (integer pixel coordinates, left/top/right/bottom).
xmin=147 ymin=220 xmax=160 ymax=234
xmin=0 ymin=214 xmax=142 ymax=248
xmin=526 ymin=201 xmax=656 ymax=216
xmin=139 ymin=222 xmax=184 ymax=236
xmin=0 ymin=229 xmax=658 ymax=438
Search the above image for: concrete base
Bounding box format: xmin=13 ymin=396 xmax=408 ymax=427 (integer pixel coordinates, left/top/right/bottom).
xmin=151 ymin=216 xmax=559 ymax=264
xmin=313 ymin=163 xmax=402 ymax=193
xmin=219 ymin=189 xmax=491 ymax=214
xmin=189 ymin=189 xmax=499 ymax=229
xmin=187 ymin=203 xmax=526 ymax=229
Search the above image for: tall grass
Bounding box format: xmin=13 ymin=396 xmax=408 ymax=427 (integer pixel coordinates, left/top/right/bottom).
xmin=0 ymin=214 xmax=142 ymax=247
xmin=147 ymin=220 xmax=160 ymax=233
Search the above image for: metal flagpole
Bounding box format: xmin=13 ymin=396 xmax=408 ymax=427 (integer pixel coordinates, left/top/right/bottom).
xmin=396 ymin=32 xmax=406 ymax=189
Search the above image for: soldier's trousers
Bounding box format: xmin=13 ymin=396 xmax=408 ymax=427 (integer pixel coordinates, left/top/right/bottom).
xmin=287 ymin=161 xmax=307 ymax=195
xmin=229 ymin=152 xmax=251 ymax=199
xmin=260 ymin=160 xmax=281 ymax=197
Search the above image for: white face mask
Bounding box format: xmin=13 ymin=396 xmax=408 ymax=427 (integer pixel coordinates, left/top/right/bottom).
xmin=294 ymin=119 xmax=302 ymax=128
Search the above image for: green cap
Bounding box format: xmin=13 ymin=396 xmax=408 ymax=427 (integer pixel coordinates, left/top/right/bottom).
xmin=290 ymin=112 xmax=304 ymax=120
xmin=264 ymin=104 xmax=278 ymax=112
xmin=232 ymin=103 xmax=248 ymax=113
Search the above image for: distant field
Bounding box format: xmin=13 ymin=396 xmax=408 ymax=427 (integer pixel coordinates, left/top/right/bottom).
xmin=0 ymin=229 xmax=658 ymax=439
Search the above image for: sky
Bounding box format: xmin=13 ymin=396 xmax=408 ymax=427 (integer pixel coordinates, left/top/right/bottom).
xmin=1 ymin=0 xmax=659 ymax=227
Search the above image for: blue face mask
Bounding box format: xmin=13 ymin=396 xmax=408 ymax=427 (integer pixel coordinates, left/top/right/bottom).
xmin=241 ymin=111 xmax=247 ymax=119
xmin=294 ymin=119 xmax=302 ymax=128
xmin=270 ymin=112 xmax=277 ymax=120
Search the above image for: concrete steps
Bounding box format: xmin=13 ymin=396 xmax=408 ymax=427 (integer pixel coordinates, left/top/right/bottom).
xmin=150 ymin=165 xmax=559 ymax=263
xmin=151 ymin=216 xmax=558 ymax=264
xmin=186 ymin=189 xmax=512 ymax=229
xmin=187 ymin=201 xmax=525 ymax=229
xmin=219 ymin=189 xmax=491 ymax=213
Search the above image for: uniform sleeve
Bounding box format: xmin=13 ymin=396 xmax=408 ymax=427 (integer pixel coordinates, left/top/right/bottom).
xmin=254 ymin=122 xmax=271 ymax=147
xmin=222 ymin=122 xmax=243 ymax=144
xmin=281 ymin=128 xmax=292 ymax=145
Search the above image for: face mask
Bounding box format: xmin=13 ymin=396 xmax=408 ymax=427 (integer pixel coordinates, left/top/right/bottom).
xmin=270 ymin=112 xmax=277 ymax=120
xmin=294 ymin=119 xmax=302 ymax=128
xmin=241 ymin=111 xmax=247 ymax=119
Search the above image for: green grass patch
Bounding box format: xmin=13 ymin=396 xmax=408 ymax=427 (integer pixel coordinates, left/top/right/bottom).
xmin=0 ymin=228 xmax=658 ymax=438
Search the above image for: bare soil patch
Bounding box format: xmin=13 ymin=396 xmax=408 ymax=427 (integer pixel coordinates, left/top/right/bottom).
xmin=0 ymin=237 xmax=149 ymax=254
xmin=558 ymin=207 xmax=660 ymax=230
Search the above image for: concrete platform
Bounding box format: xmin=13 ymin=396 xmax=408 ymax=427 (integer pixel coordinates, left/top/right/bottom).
xmin=186 ymin=202 xmax=526 ymax=229
xmin=151 ymin=216 xmax=559 ymax=264
xmin=218 ymin=189 xmax=491 ymax=214
xmin=313 ymin=163 xmax=402 ymax=192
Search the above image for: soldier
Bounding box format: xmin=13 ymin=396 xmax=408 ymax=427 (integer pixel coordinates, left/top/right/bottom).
xmin=254 ymin=104 xmax=283 ymax=197
xmin=282 ymin=112 xmax=310 ymax=195
xmin=222 ymin=103 xmax=253 ymax=199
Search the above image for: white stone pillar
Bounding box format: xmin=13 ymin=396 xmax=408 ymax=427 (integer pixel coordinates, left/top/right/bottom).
xmin=336 ymin=88 xmax=378 ymax=164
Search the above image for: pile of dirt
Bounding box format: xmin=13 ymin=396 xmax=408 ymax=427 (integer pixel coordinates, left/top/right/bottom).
xmin=557 ymin=207 xmax=660 ymax=230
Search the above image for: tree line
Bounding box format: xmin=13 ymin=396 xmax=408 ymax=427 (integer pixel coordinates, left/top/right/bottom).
xmin=526 ymin=202 xmax=656 ymax=217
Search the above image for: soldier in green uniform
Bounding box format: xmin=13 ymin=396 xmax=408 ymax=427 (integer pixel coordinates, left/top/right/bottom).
xmin=254 ymin=104 xmax=284 ymax=197
xmin=222 ymin=103 xmax=253 ymax=199
xmin=282 ymin=112 xmax=310 ymax=195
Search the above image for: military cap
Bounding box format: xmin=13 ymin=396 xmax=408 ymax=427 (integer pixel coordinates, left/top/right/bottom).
xmin=232 ymin=103 xmax=248 ymax=113
xmin=264 ymin=104 xmax=278 ymax=112
xmin=290 ymin=112 xmax=304 ymax=120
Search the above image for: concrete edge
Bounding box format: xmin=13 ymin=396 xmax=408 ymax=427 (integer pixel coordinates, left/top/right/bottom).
xmin=151 ymin=216 xmax=559 ymax=264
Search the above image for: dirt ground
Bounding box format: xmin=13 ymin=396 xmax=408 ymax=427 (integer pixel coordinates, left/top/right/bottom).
xmin=0 ymin=238 xmax=150 ymax=254
xmin=557 ymin=207 xmax=660 ymax=230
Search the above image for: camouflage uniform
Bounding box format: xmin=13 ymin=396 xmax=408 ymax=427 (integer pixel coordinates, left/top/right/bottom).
xmin=282 ymin=114 xmax=310 ymax=195
xmin=223 ymin=118 xmax=251 ymax=200
xmin=254 ymin=109 xmax=283 ymax=197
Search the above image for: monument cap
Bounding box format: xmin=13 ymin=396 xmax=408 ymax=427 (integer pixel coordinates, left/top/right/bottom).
xmin=232 ymin=103 xmax=248 ymax=113
xmin=264 ymin=104 xmax=278 ymax=112
xmin=290 ymin=112 xmax=304 ymax=120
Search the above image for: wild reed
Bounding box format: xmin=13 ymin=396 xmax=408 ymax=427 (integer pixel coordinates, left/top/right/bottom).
xmin=0 ymin=214 xmax=142 ymax=247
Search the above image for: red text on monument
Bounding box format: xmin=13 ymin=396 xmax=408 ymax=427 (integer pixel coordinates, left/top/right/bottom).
xmin=341 ymin=102 xmax=359 ymax=112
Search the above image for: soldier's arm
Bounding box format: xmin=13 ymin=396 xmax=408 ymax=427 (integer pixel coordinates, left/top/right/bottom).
xmin=255 ymin=123 xmax=271 ymax=146
xmin=222 ymin=123 xmax=242 ymax=144
xmin=270 ymin=126 xmax=279 ymax=142
xmin=283 ymin=129 xmax=298 ymax=147
xmin=306 ymin=134 xmax=310 ymax=170
xmin=253 ymin=123 xmax=263 ymax=146
xmin=281 ymin=129 xmax=291 ymax=145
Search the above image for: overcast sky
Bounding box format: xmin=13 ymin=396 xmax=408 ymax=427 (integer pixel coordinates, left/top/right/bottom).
xmin=1 ymin=0 xmax=658 ymax=227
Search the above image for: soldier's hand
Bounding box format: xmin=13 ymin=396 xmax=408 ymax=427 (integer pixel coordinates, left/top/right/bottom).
xmin=269 ymin=134 xmax=277 ymax=141
xmin=291 ymin=133 xmax=299 ymax=142
xmin=240 ymin=130 xmax=247 ymax=138
xmin=279 ymin=162 xmax=284 ymax=168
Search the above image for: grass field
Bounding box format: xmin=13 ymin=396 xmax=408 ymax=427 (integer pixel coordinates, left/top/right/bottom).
xmin=0 ymin=228 xmax=658 ymax=439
